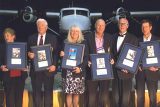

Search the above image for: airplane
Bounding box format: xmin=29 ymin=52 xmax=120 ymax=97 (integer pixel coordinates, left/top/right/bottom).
xmin=0 ymin=6 xmax=102 ymax=35
xmin=106 ymin=7 xmax=160 ymax=25
xmin=1 ymin=5 xmax=160 ymax=35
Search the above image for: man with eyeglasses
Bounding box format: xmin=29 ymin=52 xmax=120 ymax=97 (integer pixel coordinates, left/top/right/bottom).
xmin=110 ymin=18 xmax=138 ymax=107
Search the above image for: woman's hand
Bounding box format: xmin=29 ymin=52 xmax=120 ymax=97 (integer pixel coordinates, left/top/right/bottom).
xmin=1 ymin=65 xmax=8 ymax=72
xmin=73 ymin=67 xmax=81 ymax=73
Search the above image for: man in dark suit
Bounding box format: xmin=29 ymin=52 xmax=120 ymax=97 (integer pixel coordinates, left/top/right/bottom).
xmin=111 ymin=18 xmax=138 ymax=107
xmin=85 ymin=19 xmax=113 ymax=107
xmin=136 ymin=19 xmax=159 ymax=107
xmin=27 ymin=18 xmax=58 ymax=107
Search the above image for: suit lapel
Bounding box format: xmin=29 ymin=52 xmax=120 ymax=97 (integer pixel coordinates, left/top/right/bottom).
xmin=44 ymin=34 xmax=48 ymax=44
xmin=92 ymin=34 xmax=97 ymax=53
xmin=103 ymin=35 xmax=110 ymax=53
xmin=114 ymin=33 xmax=119 ymax=54
xmin=33 ymin=34 xmax=38 ymax=46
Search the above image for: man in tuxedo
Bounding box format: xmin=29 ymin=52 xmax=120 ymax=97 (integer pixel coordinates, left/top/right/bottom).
xmin=85 ymin=19 xmax=113 ymax=107
xmin=136 ymin=19 xmax=159 ymax=107
xmin=111 ymin=18 xmax=138 ymax=107
xmin=27 ymin=18 xmax=58 ymax=107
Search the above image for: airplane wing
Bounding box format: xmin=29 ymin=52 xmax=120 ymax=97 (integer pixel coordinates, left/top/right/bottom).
xmin=0 ymin=10 xmax=18 ymax=15
xmin=46 ymin=12 xmax=60 ymax=18
xmin=130 ymin=11 xmax=160 ymax=17
xmin=90 ymin=13 xmax=102 ymax=18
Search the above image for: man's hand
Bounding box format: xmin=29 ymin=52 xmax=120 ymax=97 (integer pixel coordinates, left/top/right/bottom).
xmin=149 ymin=66 xmax=158 ymax=72
xmin=28 ymin=52 xmax=34 ymax=59
xmin=47 ymin=65 xmax=56 ymax=72
xmin=88 ymin=61 xmax=91 ymax=67
xmin=138 ymin=66 xmax=143 ymax=71
xmin=60 ymin=51 xmax=65 ymax=57
xmin=110 ymin=59 xmax=114 ymax=65
xmin=121 ymin=69 xmax=128 ymax=73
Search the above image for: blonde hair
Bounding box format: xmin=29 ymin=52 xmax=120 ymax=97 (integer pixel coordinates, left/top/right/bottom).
xmin=67 ymin=25 xmax=84 ymax=43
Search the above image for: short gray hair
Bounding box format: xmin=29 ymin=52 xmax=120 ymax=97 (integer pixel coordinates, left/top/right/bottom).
xmin=36 ymin=18 xmax=48 ymax=26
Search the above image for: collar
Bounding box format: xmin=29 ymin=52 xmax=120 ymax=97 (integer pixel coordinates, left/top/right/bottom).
xmin=118 ymin=32 xmax=127 ymax=37
xmin=143 ymin=34 xmax=152 ymax=41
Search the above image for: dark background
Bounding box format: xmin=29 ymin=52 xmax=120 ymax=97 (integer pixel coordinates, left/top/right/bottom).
xmin=1 ymin=0 xmax=160 ymax=42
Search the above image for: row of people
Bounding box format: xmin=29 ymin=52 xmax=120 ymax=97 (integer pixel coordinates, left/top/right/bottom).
xmin=0 ymin=17 xmax=159 ymax=107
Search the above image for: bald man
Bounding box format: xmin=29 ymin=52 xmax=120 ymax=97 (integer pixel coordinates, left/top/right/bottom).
xmin=85 ymin=19 xmax=112 ymax=107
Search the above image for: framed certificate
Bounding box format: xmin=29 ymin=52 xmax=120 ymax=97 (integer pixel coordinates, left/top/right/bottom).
xmin=90 ymin=53 xmax=114 ymax=80
xmin=116 ymin=43 xmax=143 ymax=74
xmin=61 ymin=43 xmax=85 ymax=69
xmin=6 ymin=42 xmax=27 ymax=70
xmin=140 ymin=40 xmax=160 ymax=68
xmin=31 ymin=44 xmax=53 ymax=71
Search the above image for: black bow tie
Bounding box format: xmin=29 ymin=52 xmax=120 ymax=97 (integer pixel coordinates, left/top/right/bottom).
xmin=118 ymin=33 xmax=126 ymax=37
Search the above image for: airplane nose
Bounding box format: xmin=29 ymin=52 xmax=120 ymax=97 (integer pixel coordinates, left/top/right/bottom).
xmin=60 ymin=16 xmax=91 ymax=33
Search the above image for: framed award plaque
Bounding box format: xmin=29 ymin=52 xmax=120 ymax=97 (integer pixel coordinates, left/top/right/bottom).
xmin=31 ymin=44 xmax=53 ymax=71
xmin=61 ymin=43 xmax=85 ymax=69
xmin=116 ymin=43 xmax=143 ymax=74
xmin=90 ymin=53 xmax=114 ymax=80
xmin=140 ymin=40 xmax=160 ymax=68
xmin=6 ymin=42 xmax=27 ymax=70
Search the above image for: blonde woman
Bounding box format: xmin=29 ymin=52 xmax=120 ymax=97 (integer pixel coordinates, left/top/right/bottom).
xmin=60 ymin=25 xmax=88 ymax=107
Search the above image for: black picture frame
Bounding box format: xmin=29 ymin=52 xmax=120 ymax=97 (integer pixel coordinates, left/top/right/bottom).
xmin=90 ymin=53 xmax=114 ymax=80
xmin=140 ymin=40 xmax=160 ymax=68
xmin=6 ymin=42 xmax=27 ymax=70
xmin=61 ymin=43 xmax=85 ymax=69
xmin=31 ymin=44 xmax=53 ymax=71
xmin=116 ymin=43 xmax=143 ymax=74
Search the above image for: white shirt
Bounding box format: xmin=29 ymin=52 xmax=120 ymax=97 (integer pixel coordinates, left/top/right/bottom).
xmin=117 ymin=33 xmax=126 ymax=52
xmin=37 ymin=33 xmax=46 ymax=45
xmin=143 ymin=34 xmax=152 ymax=42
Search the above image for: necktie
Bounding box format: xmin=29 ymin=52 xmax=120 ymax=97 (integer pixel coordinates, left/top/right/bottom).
xmin=39 ymin=36 xmax=43 ymax=45
xmin=118 ymin=33 xmax=126 ymax=37
xmin=118 ymin=34 xmax=124 ymax=37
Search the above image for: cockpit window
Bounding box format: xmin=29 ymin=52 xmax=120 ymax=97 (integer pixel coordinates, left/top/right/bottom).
xmin=76 ymin=10 xmax=88 ymax=16
xmin=62 ymin=10 xmax=74 ymax=16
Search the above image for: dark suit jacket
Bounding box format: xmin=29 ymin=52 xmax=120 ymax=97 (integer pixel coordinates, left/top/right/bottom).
xmin=136 ymin=35 xmax=160 ymax=81
xmin=111 ymin=32 xmax=138 ymax=79
xmin=27 ymin=32 xmax=58 ymax=77
xmin=85 ymin=32 xmax=112 ymax=80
